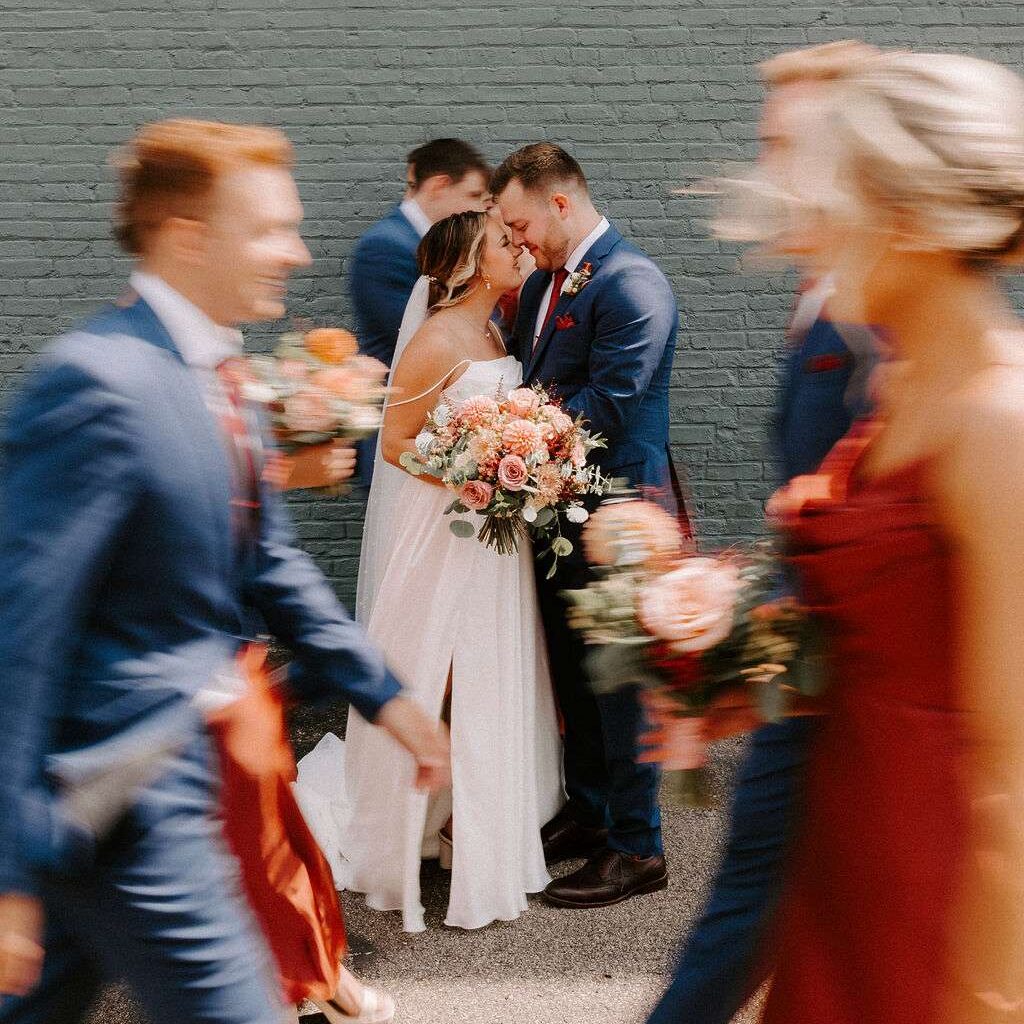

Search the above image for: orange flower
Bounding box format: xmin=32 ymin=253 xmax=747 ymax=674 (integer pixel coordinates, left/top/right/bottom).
xmin=305 ymin=327 xmax=358 ymax=364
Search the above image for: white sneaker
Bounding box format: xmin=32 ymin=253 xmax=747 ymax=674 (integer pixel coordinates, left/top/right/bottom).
xmin=315 ymin=986 xmax=396 ymax=1024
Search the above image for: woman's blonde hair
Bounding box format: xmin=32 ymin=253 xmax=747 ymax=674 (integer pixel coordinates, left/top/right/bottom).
xmin=417 ymin=211 xmax=489 ymax=309
xmin=719 ymin=48 xmax=1024 ymax=265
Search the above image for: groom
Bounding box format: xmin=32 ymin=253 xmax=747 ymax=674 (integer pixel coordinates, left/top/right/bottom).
xmin=493 ymin=144 xmax=682 ymax=908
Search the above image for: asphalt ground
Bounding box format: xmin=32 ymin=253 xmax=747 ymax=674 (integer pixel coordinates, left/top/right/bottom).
xmin=83 ymin=709 xmax=759 ymax=1024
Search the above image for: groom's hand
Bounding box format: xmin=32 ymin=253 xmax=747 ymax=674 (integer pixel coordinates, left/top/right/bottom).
xmin=0 ymin=893 xmax=44 ymax=997
xmin=376 ymin=697 xmax=451 ymax=792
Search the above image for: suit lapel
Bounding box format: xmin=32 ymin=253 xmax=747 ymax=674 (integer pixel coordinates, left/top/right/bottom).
xmin=118 ymin=296 xmax=236 ymax=583
xmin=525 ymin=224 xmax=622 ymax=382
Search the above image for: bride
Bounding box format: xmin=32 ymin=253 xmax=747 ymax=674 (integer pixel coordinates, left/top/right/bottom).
xmin=312 ymin=209 xmax=563 ymax=932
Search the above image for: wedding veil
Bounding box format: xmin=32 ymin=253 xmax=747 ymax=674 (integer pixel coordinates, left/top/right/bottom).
xmin=354 ymin=275 xmax=432 ymax=625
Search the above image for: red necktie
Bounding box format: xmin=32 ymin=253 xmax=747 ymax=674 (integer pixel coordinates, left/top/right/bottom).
xmin=535 ymin=268 xmax=569 ymax=350
xmin=215 ymin=358 xmax=261 ymax=549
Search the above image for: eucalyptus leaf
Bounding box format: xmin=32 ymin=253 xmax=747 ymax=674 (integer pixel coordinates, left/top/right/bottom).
xmin=449 ymin=520 xmax=477 ymax=539
xmin=551 ymin=537 xmax=574 ymax=558
xmin=533 ymin=507 xmax=555 ymax=528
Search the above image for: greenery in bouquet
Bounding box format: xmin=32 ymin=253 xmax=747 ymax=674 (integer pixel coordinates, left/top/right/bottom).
xmin=242 ymin=326 xmax=389 ymax=451
xmin=563 ymin=499 xmax=825 ymax=806
xmin=399 ymin=383 xmax=607 ymax=574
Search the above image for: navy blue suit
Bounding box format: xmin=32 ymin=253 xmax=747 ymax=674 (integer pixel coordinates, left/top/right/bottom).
xmin=349 ymin=205 xmax=420 ymax=367
xmin=648 ymin=314 xmax=875 ymax=1024
xmin=0 ymin=296 xmax=401 ymax=1024
xmin=349 ymin=204 xmax=421 ymax=485
xmin=512 ymin=223 xmax=679 ymax=858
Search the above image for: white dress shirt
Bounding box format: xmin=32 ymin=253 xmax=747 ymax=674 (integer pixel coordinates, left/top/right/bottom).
xmin=399 ymin=197 xmax=432 ymax=239
xmin=532 ymin=216 xmax=610 ymax=348
xmin=129 ymin=270 xmax=243 ymax=369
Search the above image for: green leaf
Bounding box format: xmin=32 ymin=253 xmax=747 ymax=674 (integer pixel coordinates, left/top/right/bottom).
xmin=551 ymin=536 xmax=574 ymax=558
xmin=449 ymin=520 xmax=477 ymax=539
xmin=788 ymin=617 xmax=829 ymax=697
xmin=399 ymin=451 xmax=422 ymax=475
xmin=533 ymin=506 xmax=555 ymax=528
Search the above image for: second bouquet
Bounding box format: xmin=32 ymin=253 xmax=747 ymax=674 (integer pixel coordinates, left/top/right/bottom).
xmin=400 ymin=383 xmax=607 ymax=573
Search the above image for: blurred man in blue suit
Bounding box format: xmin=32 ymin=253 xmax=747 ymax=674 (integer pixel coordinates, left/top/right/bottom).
xmin=350 ymin=139 xmax=490 ymax=485
xmin=495 ymin=144 xmax=687 ymax=909
xmin=646 ymin=41 xmax=879 ymax=1024
xmin=0 ymin=119 xmax=448 ymax=1024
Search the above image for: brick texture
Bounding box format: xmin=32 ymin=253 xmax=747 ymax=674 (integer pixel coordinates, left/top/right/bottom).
xmin=2 ymin=0 xmax=1023 ymax=605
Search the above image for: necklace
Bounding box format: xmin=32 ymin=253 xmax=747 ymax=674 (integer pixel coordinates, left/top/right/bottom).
xmin=449 ymin=310 xmax=491 ymax=339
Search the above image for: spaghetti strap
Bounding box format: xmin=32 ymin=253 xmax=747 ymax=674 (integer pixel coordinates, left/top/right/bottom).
xmin=387 ymin=358 xmax=473 ymax=408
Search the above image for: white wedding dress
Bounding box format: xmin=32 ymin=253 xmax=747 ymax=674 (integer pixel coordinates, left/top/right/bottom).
xmin=294 ymin=280 xmax=563 ymax=932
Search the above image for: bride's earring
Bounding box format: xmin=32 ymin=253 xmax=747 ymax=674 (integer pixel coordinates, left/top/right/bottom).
xmin=483 ymin=275 xmax=493 ymax=291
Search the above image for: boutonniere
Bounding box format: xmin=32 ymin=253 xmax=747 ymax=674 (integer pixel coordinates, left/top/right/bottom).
xmin=561 ymin=262 xmax=593 ymax=298
xmin=554 ymin=313 xmax=577 ymax=331
xmin=803 ymin=352 xmax=850 ymax=374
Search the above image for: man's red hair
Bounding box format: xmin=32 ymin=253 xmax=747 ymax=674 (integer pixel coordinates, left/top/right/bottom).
xmin=112 ymin=118 xmax=293 ymax=256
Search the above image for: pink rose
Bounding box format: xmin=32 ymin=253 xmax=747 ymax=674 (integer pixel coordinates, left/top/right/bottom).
xmin=497 ymin=454 xmax=529 ymax=491
xmin=282 ymin=391 xmax=336 ymax=434
xmin=459 ymin=479 xmax=494 ymax=511
xmin=277 ymin=359 xmax=311 ymax=381
xmin=506 ymin=387 xmax=541 ymax=418
xmin=637 ymin=557 xmax=743 ymax=654
xmin=583 ymin=500 xmax=683 ymax=570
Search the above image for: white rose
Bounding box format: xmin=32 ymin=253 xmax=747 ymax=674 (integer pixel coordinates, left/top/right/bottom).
xmin=453 ymin=450 xmax=478 ymax=476
xmin=566 ymin=505 xmax=589 ymax=524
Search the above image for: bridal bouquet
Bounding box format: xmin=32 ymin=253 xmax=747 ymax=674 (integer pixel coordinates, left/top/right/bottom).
xmin=564 ymin=500 xmax=824 ymax=806
xmin=242 ymin=327 xmax=389 ymax=450
xmin=401 ymin=383 xmax=607 ymax=572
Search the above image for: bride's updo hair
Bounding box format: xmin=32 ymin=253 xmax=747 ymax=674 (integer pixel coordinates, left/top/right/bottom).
xmin=417 ymin=210 xmax=489 ymax=309
xmin=719 ymin=48 xmax=1024 ymax=265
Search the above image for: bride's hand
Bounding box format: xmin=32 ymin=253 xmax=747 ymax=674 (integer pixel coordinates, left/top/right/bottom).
xmin=376 ymin=697 xmax=451 ymax=792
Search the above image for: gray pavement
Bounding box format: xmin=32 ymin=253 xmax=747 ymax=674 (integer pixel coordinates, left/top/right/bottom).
xmin=85 ymin=732 xmax=758 ymax=1024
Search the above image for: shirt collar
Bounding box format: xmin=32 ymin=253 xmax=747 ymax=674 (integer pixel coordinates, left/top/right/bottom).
xmin=399 ymin=197 xmax=432 ymax=238
xmin=564 ymin=216 xmax=610 ymax=274
xmin=129 ymin=270 xmax=244 ymax=369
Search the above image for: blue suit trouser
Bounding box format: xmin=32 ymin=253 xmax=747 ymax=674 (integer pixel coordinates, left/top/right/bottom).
xmin=0 ymin=736 xmax=284 ymax=1024
xmin=536 ymin=554 xmax=662 ymax=858
xmin=647 ymin=717 xmax=816 ymax=1024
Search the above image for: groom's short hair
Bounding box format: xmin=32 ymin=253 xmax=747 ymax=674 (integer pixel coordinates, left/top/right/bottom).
xmin=406 ymin=138 xmax=489 ymax=189
xmin=490 ymin=143 xmax=588 ymax=198
xmin=112 ymin=118 xmax=294 ymax=256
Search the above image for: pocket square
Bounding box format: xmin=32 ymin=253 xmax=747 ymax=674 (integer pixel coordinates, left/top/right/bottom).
xmin=803 ymin=352 xmax=850 ymax=373
xmin=555 ymin=313 xmax=577 ymax=331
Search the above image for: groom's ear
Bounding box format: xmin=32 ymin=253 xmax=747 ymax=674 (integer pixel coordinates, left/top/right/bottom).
xmin=551 ymin=192 xmax=572 ymax=219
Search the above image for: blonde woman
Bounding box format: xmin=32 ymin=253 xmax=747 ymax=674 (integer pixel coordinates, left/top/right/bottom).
xmin=684 ymin=48 xmax=1024 ymax=1022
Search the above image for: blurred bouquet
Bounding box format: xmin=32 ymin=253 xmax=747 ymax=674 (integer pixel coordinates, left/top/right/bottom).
xmin=243 ymin=327 xmax=389 ymax=450
xmin=564 ymin=499 xmax=824 ymax=806
xmin=400 ymin=383 xmax=607 ymax=572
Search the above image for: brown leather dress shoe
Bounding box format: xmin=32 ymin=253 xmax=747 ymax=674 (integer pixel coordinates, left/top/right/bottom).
xmin=541 ymin=809 xmax=608 ymax=864
xmin=543 ymin=849 xmax=668 ymax=908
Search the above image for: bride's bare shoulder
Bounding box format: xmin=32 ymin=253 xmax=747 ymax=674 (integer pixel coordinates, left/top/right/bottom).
xmin=393 ymin=318 xmax=461 ymax=383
